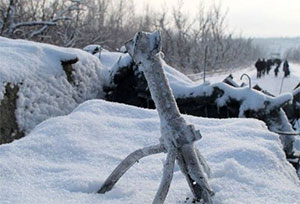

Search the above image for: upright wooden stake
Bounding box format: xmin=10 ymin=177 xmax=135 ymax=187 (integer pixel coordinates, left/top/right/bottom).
xmin=98 ymin=31 xmax=214 ymax=204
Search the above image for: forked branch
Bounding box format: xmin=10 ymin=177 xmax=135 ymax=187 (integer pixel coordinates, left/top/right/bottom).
xmin=98 ymin=144 xmax=164 ymax=193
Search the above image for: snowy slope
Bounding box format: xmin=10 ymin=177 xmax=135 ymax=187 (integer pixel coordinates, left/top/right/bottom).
xmin=249 ymin=63 xmax=300 ymax=95
xmin=1 ymin=99 xmax=299 ymax=204
xmin=206 ymin=63 xmax=300 ymax=95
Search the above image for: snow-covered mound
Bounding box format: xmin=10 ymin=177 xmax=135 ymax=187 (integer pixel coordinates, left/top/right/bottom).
xmin=0 ymin=37 xmax=106 ymax=139
xmin=1 ymin=99 xmax=299 ymax=204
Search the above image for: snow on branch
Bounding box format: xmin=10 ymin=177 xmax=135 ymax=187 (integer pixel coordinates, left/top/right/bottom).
xmin=14 ymin=17 xmax=72 ymax=29
xmin=0 ymin=0 xmax=81 ymax=43
xmin=14 ymin=21 xmax=56 ymax=28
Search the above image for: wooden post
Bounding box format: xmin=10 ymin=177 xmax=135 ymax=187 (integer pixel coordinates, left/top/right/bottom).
xmin=98 ymin=31 xmax=214 ymax=204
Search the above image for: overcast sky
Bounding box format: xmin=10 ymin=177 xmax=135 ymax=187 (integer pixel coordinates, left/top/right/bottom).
xmin=136 ymin=0 xmax=300 ymax=38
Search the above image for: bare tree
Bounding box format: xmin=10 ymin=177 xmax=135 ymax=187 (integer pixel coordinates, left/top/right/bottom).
xmin=285 ymin=47 xmax=300 ymax=63
xmin=0 ymin=0 xmax=84 ymax=46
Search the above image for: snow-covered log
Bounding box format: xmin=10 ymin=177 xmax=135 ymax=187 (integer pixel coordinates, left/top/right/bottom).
xmin=0 ymin=37 xmax=106 ymax=144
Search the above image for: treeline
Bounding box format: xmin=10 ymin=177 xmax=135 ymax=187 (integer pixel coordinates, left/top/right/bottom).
xmin=0 ymin=0 xmax=262 ymax=73
xmin=285 ymin=47 xmax=300 ymax=63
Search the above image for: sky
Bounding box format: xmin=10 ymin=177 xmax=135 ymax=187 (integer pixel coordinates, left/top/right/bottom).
xmin=136 ymin=0 xmax=300 ymax=38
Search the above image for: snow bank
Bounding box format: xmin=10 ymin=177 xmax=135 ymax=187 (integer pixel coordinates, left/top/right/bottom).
xmin=0 ymin=37 xmax=106 ymax=134
xmin=1 ymin=99 xmax=299 ymax=204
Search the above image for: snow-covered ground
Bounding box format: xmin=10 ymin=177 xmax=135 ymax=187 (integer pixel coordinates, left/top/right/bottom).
xmin=1 ymin=99 xmax=300 ymax=204
xmin=2 ymin=37 xmax=300 ymax=204
xmin=206 ymin=63 xmax=300 ymax=95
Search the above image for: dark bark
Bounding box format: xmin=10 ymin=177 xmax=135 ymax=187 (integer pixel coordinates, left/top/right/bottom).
xmin=61 ymin=57 xmax=79 ymax=84
xmin=0 ymin=83 xmax=24 ymax=144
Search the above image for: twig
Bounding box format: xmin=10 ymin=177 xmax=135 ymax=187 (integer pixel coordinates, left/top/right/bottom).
xmin=98 ymin=144 xmax=164 ymax=193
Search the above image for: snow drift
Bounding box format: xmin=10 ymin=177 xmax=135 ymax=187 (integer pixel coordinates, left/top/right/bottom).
xmin=0 ymin=99 xmax=299 ymax=204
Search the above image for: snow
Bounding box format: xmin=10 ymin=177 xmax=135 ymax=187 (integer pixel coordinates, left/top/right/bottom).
xmin=98 ymin=47 xmax=295 ymax=117
xmin=0 ymin=99 xmax=299 ymax=204
xmin=107 ymin=53 xmax=133 ymax=78
xmin=119 ymin=45 xmax=127 ymax=53
xmin=1 ymin=36 xmax=300 ymax=203
xmin=1 ymin=36 xmax=209 ymax=136
xmin=0 ymin=37 xmax=106 ymax=134
xmin=212 ymin=83 xmax=293 ymax=117
xmin=101 ymin=49 xmax=293 ymax=118
xmin=205 ymin=63 xmax=300 ymax=96
xmin=82 ymin=44 xmax=102 ymax=54
xmin=1 ymin=36 xmax=298 ymax=134
xmin=97 ymin=45 xmax=297 ymax=112
xmin=96 ymin=51 xmax=131 ymax=69
xmin=98 ymin=49 xmax=214 ymax=98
